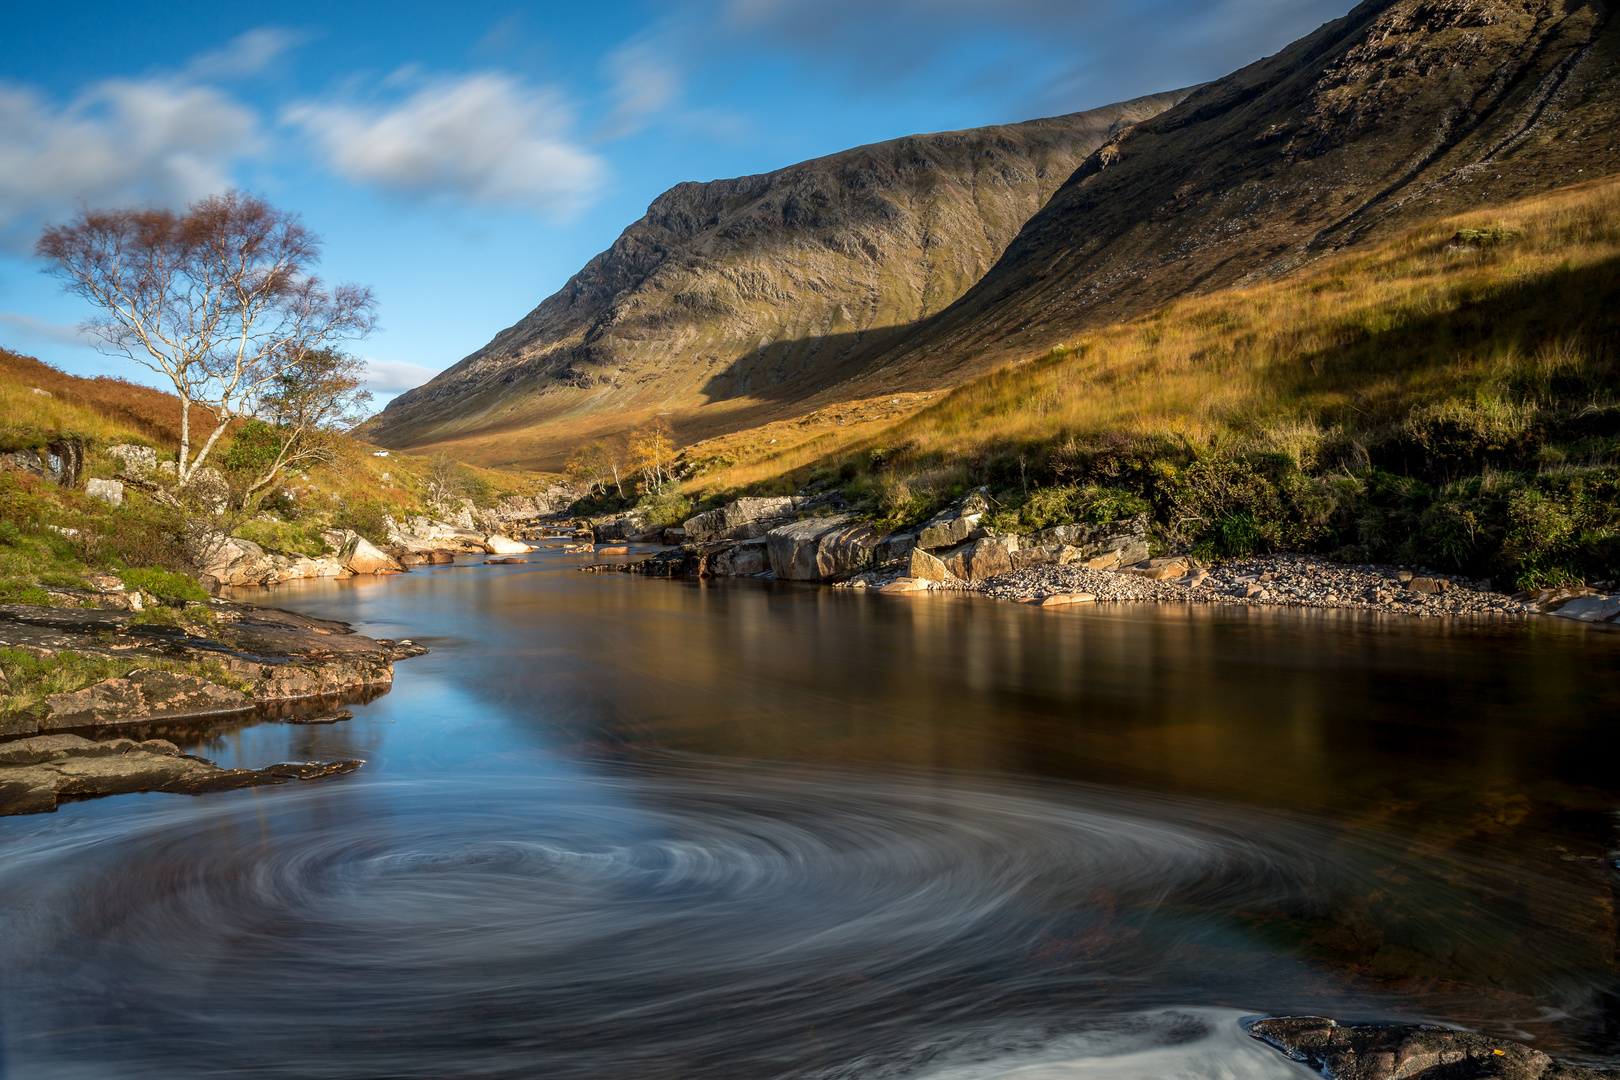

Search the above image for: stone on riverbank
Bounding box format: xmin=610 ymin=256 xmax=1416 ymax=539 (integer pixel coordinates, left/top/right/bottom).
xmin=483 ymin=534 xmax=533 ymax=554
xmin=340 ymin=534 xmax=406 ymax=574
xmin=0 ymin=732 xmax=362 ymax=816
xmin=1246 ymin=1015 xmax=1607 ymax=1080
xmin=908 ymin=547 xmax=956 ymax=582
xmin=44 ymin=669 xmax=251 ymax=730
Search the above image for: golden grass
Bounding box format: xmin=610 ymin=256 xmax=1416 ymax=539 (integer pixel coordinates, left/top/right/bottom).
xmin=685 ymin=172 xmax=1620 ymax=495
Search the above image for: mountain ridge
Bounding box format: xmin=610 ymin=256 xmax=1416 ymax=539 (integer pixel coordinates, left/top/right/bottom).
xmin=363 ymin=91 xmax=1195 ymax=462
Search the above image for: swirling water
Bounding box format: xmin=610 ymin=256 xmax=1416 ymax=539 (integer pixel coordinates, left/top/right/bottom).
xmin=2 ymin=551 xmax=1618 ymax=1078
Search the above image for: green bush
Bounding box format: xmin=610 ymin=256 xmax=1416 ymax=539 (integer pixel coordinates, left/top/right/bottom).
xmin=235 ymin=518 xmax=331 ymax=558
xmin=222 ymin=419 xmax=282 ymax=476
xmin=121 ymin=568 xmax=208 ymax=605
xmin=635 ymin=491 xmax=693 ymax=529
xmin=332 ymin=497 xmax=395 ymax=547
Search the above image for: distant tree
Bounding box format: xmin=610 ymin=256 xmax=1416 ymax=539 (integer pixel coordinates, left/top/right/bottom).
xmin=37 ymin=190 xmax=376 ymax=490
xmin=425 ymin=451 xmax=468 ymax=516
xmin=628 ymin=418 xmax=676 ymax=493
xmin=565 ymin=442 xmax=612 ymax=497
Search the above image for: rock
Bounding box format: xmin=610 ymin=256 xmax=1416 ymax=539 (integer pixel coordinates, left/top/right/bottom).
xmin=1118 ymin=557 xmax=1191 ymax=581
xmin=879 ymin=578 xmax=931 ymax=593
xmin=908 ymin=547 xmax=957 ymax=582
xmin=588 ymin=512 xmax=649 ymax=542
xmin=1037 ymin=592 xmax=1095 ymax=607
xmin=1408 ymin=576 xmax=1449 ymax=594
xmin=43 ymin=669 xmax=253 ymax=730
xmin=107 ymin=443 xmax=158 ymax=479
xmin=939 ymin=536 xmax=1017 ymax=581
xmin=596 ymin=545 xmax=629 ymax=555
xmin=1550 ymin=594 xmax=1620 ymax=623
xmin=1245 ymin=1015 xmax=1606 ymax=1080
xmin=0 ymin=448 xmax=49 ymax=478
xmin=85 ymin=478 xmax=124 ymax=506
xmin=425 ymin=549 xmax=456 ymax=564
xmin=485 ymin=556 xmax=528 ymax=564
xmin=683 ymin=497 xmax=798 ymax=544
xmin=766 ymin=516 xmax=885 ymax=581
xmin=340 ymin=535 xmax=406 ymax=575
xmin=661 ymin=527 xmax=687 ymax=545
xmin=712 ymin=539 xmax=770 ymax=576
xmin=0 ymin=732 xmax=364 ymax=816
xmin=915 ymin=490 xmax=990 ymax=550
xmin=483 ymin=533 xmax=533 ymax=554
xmin=874 ymin=533 xmax=918 ymax=565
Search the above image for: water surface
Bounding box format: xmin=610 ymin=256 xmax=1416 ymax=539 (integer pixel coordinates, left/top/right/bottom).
xmin=2 ymin=551 xmax=1617 ymax=1079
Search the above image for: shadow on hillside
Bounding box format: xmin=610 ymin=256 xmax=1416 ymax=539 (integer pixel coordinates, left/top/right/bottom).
xmin=1265 ymin=252 xmax=1620 ymax=422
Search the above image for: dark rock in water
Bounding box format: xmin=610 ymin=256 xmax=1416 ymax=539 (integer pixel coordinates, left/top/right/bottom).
xmin=279 ymin=709 xmax=355 ymax=725
xmin=1246 ymin=1016 xmax=1610 ymax=1080
xmin=375 ymin=638 xmax=430 ymax=660
xmin=0 ymin=733 xmax=362 ymax=816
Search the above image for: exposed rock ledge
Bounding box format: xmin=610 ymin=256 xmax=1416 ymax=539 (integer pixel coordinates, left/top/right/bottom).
xmin=1246 ymin=1015 xmax=1611 ymax=1079
xmin=0 ymin=599 xmax=426 ymax=737
xmin=0 ymin=733 xmax=361 ymax=816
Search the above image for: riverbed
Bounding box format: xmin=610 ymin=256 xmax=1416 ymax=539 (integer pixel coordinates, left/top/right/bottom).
xmin=1 ymin=549 xmax=1617 ymax=1079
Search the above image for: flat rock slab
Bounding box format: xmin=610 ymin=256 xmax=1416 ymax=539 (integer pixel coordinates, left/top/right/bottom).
xmin=1035 ymin=592 xmax=1096 ymax=607
xmin=1246 ymin=1016 xmax=1609 ymax=1080
xmin=0 ymin=733 xmax=362 ymax=816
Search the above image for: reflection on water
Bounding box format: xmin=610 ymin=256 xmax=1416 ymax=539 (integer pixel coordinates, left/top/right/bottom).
xmin=1 ymin=553 xmax=1617 ymax=1079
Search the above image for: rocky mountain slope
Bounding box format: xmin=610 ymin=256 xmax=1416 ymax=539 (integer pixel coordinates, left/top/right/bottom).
xmin=363 ymin=92 xmax=1193 ymax=463
xmin=855 ymin=0 xmax=1620 ymax=386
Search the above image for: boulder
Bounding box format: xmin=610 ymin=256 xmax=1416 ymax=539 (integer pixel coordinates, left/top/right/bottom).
xmin=85 ymin=478 xmax=124 ymax=507
xmin=340 ymin=535 xmax=405 ymax=575
xmin=766 ymin=516 xmax=884 ymax=581
xmin=662 ymin=526 xmax=688 ymax=545
xmin=483 ymin=534 xmax=533 ymax=554
xmin=1550 ymin=594 xmax=1620 ymax=623
xmin=915 ymin=490 xmax=990 ymax=550
xmin=908 ymin=547 xmax=956 ymax=582
xmin=0 ymin=449 xmax=49 ymax=478
xmin=683 ymin=497 xmax=798 ymax=544
xmin=1408 ymin=576 xmax=1450 ymax=594
xmin=874 ymin=533 xmax=916 ymax=564
xmin=879 ymin=578 xmax=930 ymax=594
xmin=711 ymin=539 xmax=770 ymax=577
xmin=939 ymin=536 xmax=1017 ymax=581
xmin=107 ymin=443 xmax=158 ymax=479
xmin=589 ymin=512 xmax=648 ymax=542
xmin=425 ymin=549 xmax=456 ymax=564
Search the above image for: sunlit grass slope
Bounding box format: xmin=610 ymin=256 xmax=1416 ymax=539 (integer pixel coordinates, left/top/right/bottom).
xmin=684 ymin=174 xmax=1620 ymax=587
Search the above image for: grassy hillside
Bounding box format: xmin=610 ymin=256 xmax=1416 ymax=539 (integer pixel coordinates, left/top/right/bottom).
xmin=683 ymin=174 xmax=1620 ymax=589
xmin=0 ymin=351 xmax=549 ymax=607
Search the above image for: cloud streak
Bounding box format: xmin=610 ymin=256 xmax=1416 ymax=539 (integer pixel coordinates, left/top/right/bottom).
xmin=284 ymin=73 xmax=607 ymax=216
xmin=0 ymin=77 xmax=259 ymax=247
xmin=362 ymin=357 xmax=441 ymax=394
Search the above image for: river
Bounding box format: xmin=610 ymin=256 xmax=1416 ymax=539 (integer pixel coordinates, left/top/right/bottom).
xmin=2 ymin=549 xmax=1618 ymax=1079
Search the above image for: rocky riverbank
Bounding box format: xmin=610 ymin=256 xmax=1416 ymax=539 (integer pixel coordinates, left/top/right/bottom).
xmin=0 ymin=590 xmax=426 ymax=814
xmin=1246 ymin=1015 xmax=1610 ymax=1079
xmin=584 ymin=489 xmax=1618 ymax=625
xmin=0 ymin=733 xmax=362 ymax=816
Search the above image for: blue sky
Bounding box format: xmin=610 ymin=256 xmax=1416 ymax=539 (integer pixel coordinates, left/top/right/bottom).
xmin=0 ymin=0 xmax=1349 ymax=408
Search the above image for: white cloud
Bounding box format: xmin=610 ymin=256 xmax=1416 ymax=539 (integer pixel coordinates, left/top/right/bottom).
xmin=0 ymin=78 xmax=259 ymax=247
xmin=600 ymin=43 xmax=681 ymax=139
xmin=362 ymin=357 xmax=441 ymax=394
xmin=284 ymin=73 xmax=607 ymax=216
xmin=0 ymin=311 xmax=95 ymax=349
xmin=185 ymin=27 xmax=305 ymax=80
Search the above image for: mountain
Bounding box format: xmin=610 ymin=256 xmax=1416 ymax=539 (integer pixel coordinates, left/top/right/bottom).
xmin=362 ymin=91 xmax=1194 ymax=464
xmin=372 ymin=0 xmax=1620 ymax=472
xmin=854 ymin=0 xmax=1620 ymax=386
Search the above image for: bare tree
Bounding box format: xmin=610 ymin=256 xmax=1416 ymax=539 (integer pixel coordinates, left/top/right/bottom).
xmin=37 ymin=190 xmax=376 ymax=489
xmin=425 ymin=452 xmax=469 ymax=517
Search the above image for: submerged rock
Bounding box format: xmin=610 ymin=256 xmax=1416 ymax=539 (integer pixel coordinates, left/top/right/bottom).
xmin=1246 ymin=1016 xmax=1608 ymax=1080
xmin=0 ymin=733 xmax=362 ymax=816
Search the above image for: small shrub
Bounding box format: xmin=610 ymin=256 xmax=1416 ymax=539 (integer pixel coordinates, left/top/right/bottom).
xmin=121 ymin=568 xmax=208 ymax=606
xmin=332 ymin=497 xmax=395 ymax=547
xmin=634 ymin=491 xmax=693 ymax=529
